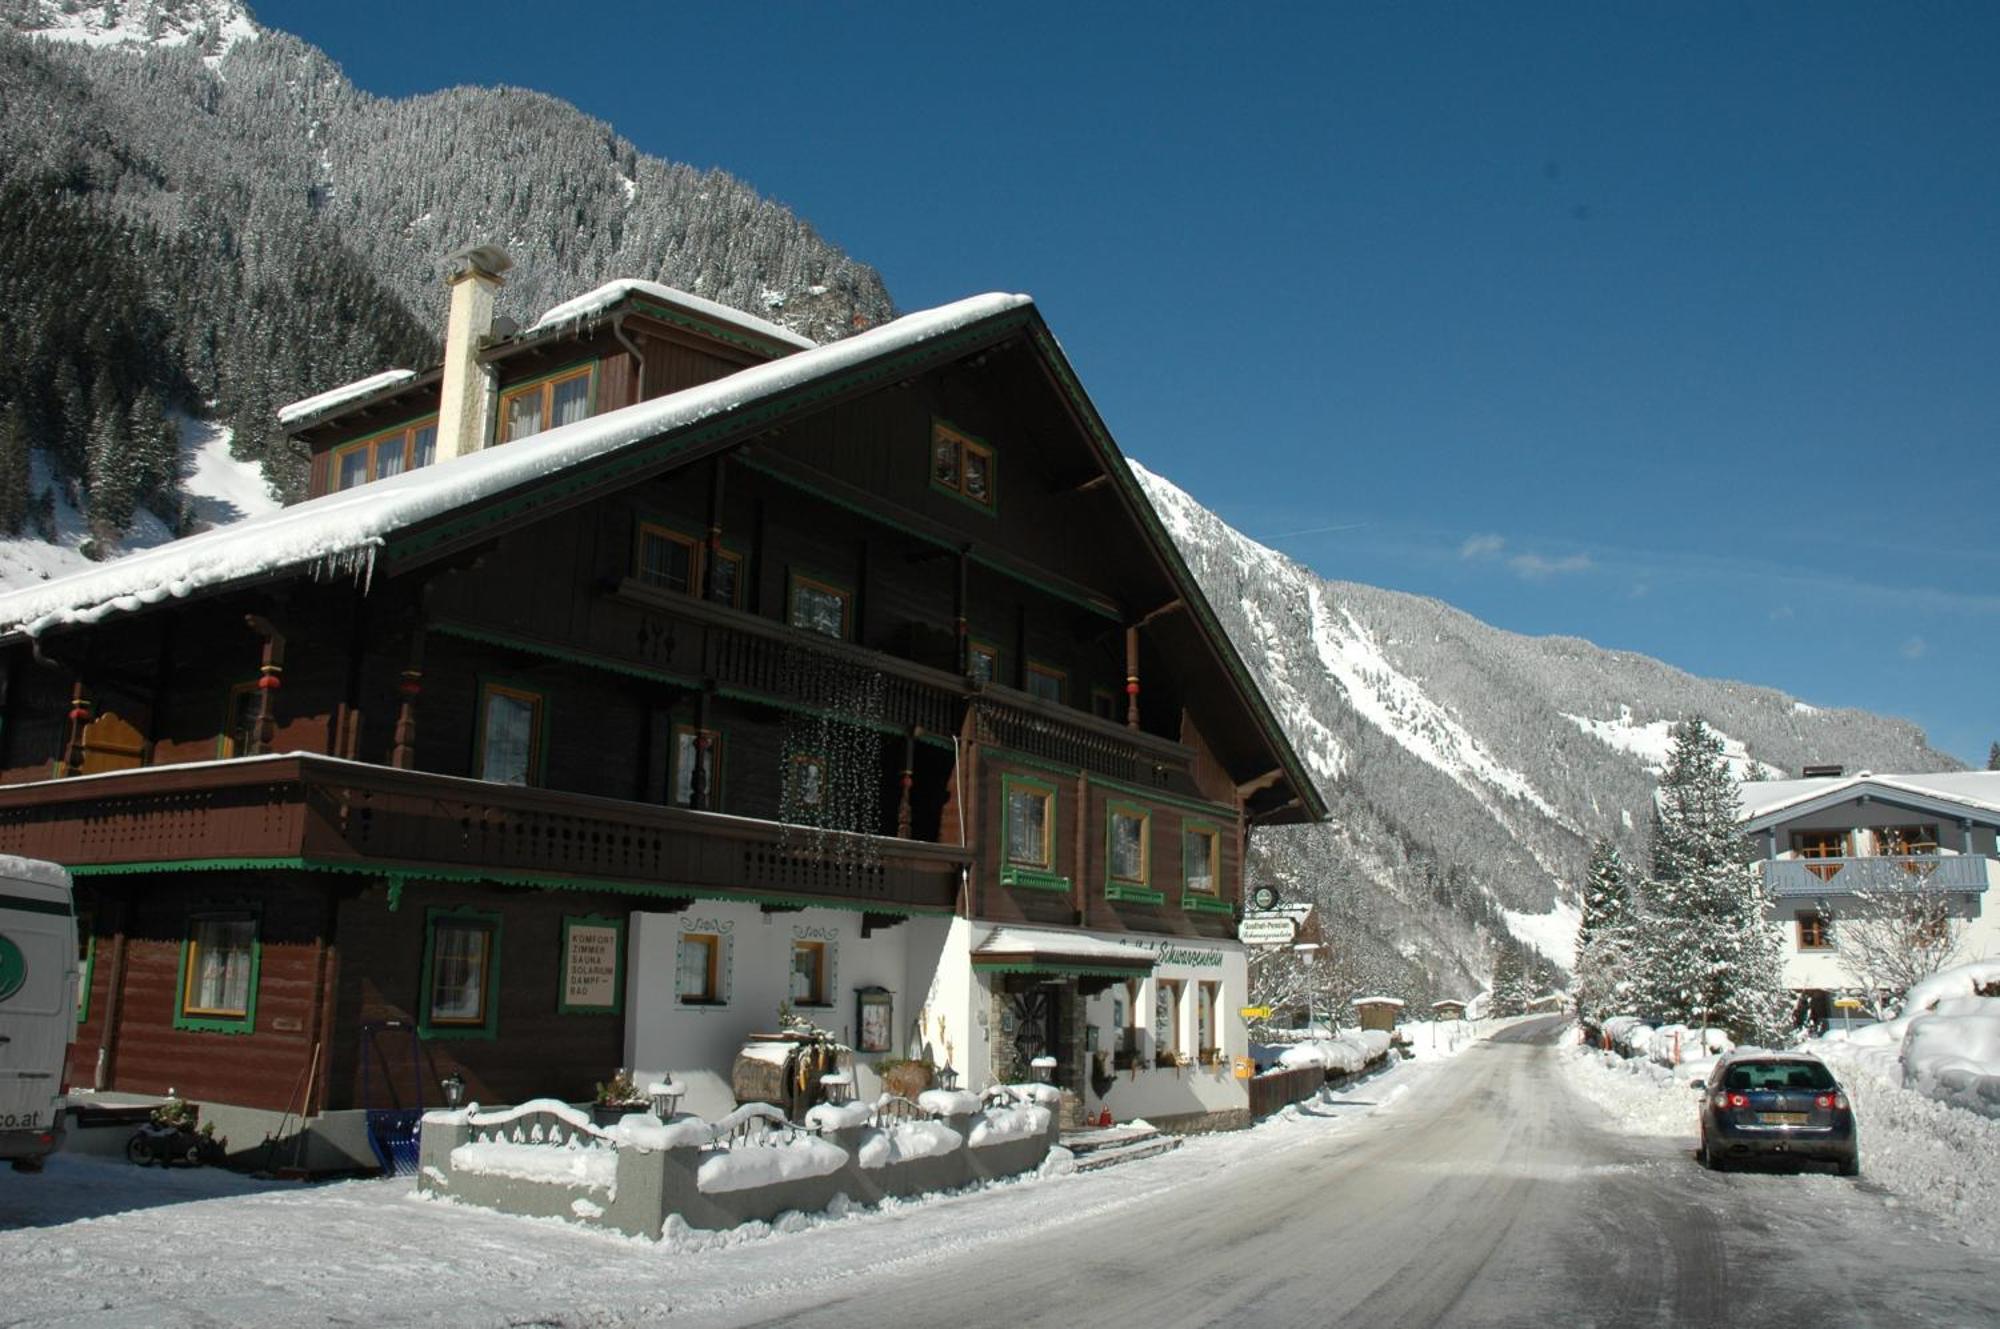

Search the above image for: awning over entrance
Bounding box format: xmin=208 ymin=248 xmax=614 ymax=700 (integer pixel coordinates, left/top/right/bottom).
xmin=971 ymin=926 xmax=1158 ymax=978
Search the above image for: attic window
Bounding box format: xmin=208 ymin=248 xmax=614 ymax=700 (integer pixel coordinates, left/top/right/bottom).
xmin=331 ymin=417 xmax=438 ymax=492
xmin=930 ymin=421 xmax=994 ymax=510
xmin=500 ymin=365 xmax=593 ymax=443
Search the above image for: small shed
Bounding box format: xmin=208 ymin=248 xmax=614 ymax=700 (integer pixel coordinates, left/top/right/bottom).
xmin=1430 ymin=999 xmax=1468 ymax=1021
xmin=1351 ymin=996 xmax=1406 ymax=1033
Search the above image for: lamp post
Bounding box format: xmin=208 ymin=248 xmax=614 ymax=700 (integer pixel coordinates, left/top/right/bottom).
xmin=440 ymin=1072 xmax=466 ymax=1110
xmin=647 ymin=1078 xmax=684 ymax=1120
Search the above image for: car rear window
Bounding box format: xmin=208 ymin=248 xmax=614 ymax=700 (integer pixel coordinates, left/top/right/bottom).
xmin=1723 ymin=1060 xmax=1835 ymax=1091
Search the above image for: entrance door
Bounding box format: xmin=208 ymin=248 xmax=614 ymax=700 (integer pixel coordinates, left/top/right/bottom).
xmin=1003 ymin=981 xmax=1065 ymax=1086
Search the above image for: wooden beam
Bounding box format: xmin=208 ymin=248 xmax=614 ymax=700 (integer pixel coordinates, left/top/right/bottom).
xmin=1136 ymin=598 xmax=1185 ymax=629
xmin=1235 ymin=767 xmax=1285 ymax=799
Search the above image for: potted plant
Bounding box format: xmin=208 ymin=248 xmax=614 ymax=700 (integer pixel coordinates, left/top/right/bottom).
xmin=592 ymin=1068 xmax=648 ymax=1126
xmin=874 ymin=1058 xmax=936 ymax=1100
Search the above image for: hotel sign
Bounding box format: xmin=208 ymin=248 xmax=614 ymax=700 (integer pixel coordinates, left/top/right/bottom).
xmin=560 ymin=916 xmax=624 ymax=1013
xmin=1238 ymin=915 xmax=1297 ymax=947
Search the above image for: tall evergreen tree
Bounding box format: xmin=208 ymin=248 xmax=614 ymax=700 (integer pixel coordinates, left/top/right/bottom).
xmin=1633 ymin=718 xmax=1793 ymax=1044
xmin=1988 ymin=741 xmax=1999 ymax=772
xmin=1573 ymin=838 xmax=1637 ymax=1027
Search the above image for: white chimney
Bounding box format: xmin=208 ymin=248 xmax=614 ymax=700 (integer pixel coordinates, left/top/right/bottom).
xmin=435 ymin=244 xmax=512 ymax=462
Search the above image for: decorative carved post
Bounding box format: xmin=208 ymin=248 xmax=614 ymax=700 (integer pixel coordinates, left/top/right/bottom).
xmin=390 ymin=624 xmax=426 ymax=770
xmin=691 ymin=689 xmax=712 ymax=811
xmin=61 ymin=678 xmax=92 ymax=777
xmin=1124 ymin=625 xmax=1140 ymax=728
xmin=245 ymin=615 xmax=287 ymax=756
xmin=896 ymin=731 xmax=915 ymax=839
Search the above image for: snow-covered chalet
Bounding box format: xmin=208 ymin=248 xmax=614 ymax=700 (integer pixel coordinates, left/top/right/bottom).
xmin=0 ymin=247 xmax=1324 ymax=1167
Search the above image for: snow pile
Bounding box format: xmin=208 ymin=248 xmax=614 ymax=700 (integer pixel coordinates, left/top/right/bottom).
xmin=984 ymin=1082 xmax=1063 ymax=1109
xmin=450 ymin=1139 xmax=617 ymax=1192
xmin=1273 ymin=1029 xmax=1391 ymax=1074
xmin=916 ymin=1089 xmax=981 ymax=1117
xmin=607 ymin=1115 xmax=713 ymax=1151
xmin=1882 ymin=960 xmax=2000 ymax=1118
xmin=1647 ymin=1025 xmax=1733 ymax=1066
xmin=965 ymin=1103 xmax=1051 ymax=1149
xmin=1599 ymin=1016 xmax=1655 ymax=1059
xmin=694 ymin=1136 xmax=848 ymax=1195
xmin=855 ymin=1120 xmax=962 ymax=1170
xmin=0 ymin=293 xmax=1030 ymax=636
xmin=802 ymin=1100 xmax=874 ymax=1132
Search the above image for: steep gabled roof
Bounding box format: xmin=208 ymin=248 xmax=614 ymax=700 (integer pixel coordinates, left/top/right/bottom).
xmin=0 ymin=289 xmax=1326 ymax=824
xmin=1740 ymin=771 xmax=2000 ymax=832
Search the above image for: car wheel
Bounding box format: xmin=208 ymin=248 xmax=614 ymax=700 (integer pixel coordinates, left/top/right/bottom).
xmin=126 ymin=1134 xmax=155 ymax=1167
xmin=1838 ymin=1154 xmax=1860 ymax=1178
xmin=1700 ymin=1130 xmax=1727 ymax=1172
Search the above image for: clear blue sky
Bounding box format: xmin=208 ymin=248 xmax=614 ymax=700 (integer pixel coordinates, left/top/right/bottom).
xmin=257 ymin=1 xmax=2000 ymax=766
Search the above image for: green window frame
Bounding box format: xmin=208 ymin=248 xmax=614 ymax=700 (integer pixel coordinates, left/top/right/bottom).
xmin=473 ymin=679 xmax=548 ymax=787
xmin=75 ymin=916 xmax=94 ymax=1024
xmin=330 ymin=415 xmax=440 ymax=492
xmin=172 ymin=912 xmax=261 ymax=1035
xmin=787 ymin=570 xmax=852 ymax=640
xmin=1025 ymin=661 xmax=1067 ymax=705
xmin=419 ymin=905 xmax=502 ymax=1040
xmin=1180 ymin=820 xmax=1233 ymax=914
xmin=1105 ymin=800 xmax=1162 ymax=904
xmin=499 ymin=363 xmax=595 ymax=443
xmin=929 ymin=419 xmax=997 ymax=511
xmin=557 ymin=914 xmax=625 ymax=1016
xmin=1000 ymin=773 xmax=1069 ymax=892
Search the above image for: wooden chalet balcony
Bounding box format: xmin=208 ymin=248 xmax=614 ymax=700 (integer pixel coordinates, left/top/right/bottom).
xmin=616 ymin=578 xmax=1198 ymax=790
xmin=0 ymin=754 xmax=968 ymax=914
xmin=1763 ymin=855 xmax=1996 ymax=898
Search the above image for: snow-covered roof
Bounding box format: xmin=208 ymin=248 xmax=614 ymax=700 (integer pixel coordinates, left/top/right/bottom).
xmin=1351 ymin=995 xmax=1406 ymax=1008
xmin=0 ymin=294 xmax=1029 ymax=639
xmin=276 ymin=369 xmax=419 ymax=426
xmin=1740 ymin=771 xmax=2000 ymax=827
xmin=973 ymin=926 xmax=1158 ymax=967
xmin=526 ymin=279 xmax=816 ymax=350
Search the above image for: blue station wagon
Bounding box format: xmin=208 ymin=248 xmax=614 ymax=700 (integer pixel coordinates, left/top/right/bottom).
xmin=1695 ymin=1051 xmax=1858 ymax=1176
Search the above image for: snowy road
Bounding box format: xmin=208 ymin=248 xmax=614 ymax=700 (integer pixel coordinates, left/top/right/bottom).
xmin=3 ymin=1020 xmax=1993 ymax=1327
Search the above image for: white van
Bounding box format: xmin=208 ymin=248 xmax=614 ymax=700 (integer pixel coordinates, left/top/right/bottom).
xmin=0 ymin=855 xmax=76 ymax=1173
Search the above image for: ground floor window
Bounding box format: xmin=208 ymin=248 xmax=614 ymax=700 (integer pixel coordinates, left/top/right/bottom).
xmin=421 ymin=908 xmax=501 ymax=1039
xmin=676 ymin=932 xmax=723 ymax=1004
xmin=791 ymin=940 xmax=829 ymax=1006
xmin=1197 ymin=980 xmax=1219 ymax=1063
xmin=176 ymin=914 xmax=259 ymax=1034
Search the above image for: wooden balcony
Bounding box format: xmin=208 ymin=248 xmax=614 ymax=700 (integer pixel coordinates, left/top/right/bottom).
xmin=0 ymin=754 xmax=968 ymax=914
xmin=1763 ymin=855 xmax=1996 ymax=898
xmin=615 ymin=577 xmax=1197 ymax=787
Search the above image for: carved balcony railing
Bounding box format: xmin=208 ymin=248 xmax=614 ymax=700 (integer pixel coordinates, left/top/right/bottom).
xmin=1763 ymin=855 xmax=1996 ymax=898
xmin=970 ymin=697 xmax=1192 ymax=790
xmin=0 ymin=755 xmax=968 ymax=914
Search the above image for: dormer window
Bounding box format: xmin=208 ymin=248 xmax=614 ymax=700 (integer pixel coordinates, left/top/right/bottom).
xmin=931 ymin=420 xmax=995 ymax=510
xmin=331 ymin=418 xmax=439 ymax=492
xmin=500 ymin=365 xmax=593 ymax=443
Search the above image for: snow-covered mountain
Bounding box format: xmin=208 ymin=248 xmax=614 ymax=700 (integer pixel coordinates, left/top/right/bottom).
xmin=1134 ymin=462 xmax=1955 ymax=1000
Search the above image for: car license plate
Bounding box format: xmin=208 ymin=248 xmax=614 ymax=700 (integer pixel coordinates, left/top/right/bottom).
xmin=1759 ymin=1111 xmax=1807 ymax=1126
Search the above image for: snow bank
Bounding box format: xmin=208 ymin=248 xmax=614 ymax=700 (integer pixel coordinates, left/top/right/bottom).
xmin=609 ymin=1115 xmax=712 ymax=1151
xmin=966 ymin=1104 xmax=1051 ymax=1148
xmin=1273 ymin=1030 xmax=1390 ymax=1074
xmin=1902 ymin=1014 xmax=2000 ymax=1115
xmin=917 ymin=1089 xmax=981 ymax=1118
xmin=695 ymin=1137 xmax=849 ymax=1194
xmin=855 ymin=1120 xmax=962 ymax=1169
xmin=803 ymin=1101 xmax=874 ymax=1132
xmin=1905 ymin=960 xmax=2000 ymax=1015
xmin=450 ymin=1140 xmax=616 ymax=1192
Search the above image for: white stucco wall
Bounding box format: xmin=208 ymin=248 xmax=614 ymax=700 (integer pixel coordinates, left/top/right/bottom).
xmin=623 ymin=904 xmax=952 ymax=1119
xmin=1078 ymin=935 xmax=1249 ymax=1122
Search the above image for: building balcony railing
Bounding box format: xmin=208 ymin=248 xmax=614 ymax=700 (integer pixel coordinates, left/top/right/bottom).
xmin=1762 ymin=855 xmax=1996 ymax=898
xmin=0 ymin=754 xmax=968 ymax=914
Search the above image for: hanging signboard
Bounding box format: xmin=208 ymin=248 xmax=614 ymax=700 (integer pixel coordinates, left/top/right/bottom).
xmin=1237 ymin=915 xmax=1297 ymax=947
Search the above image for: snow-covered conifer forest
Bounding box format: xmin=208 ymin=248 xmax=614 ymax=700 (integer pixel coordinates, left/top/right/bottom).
xmin=0 ymin=1 xmax=1963 ymax=1004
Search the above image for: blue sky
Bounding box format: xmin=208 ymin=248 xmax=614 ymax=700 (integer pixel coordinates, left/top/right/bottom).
xmin=257 ymin=2 xmax=2000 ymax=765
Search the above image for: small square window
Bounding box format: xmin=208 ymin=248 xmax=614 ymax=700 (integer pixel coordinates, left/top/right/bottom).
xmin=788 ymin=574 xmax=850 ymax=640
xmin=476 ymin=683 xmax=544 ymax=786
xmin=1797 ymin=912 xmax=1832 ymax=950
xmin=791 ymin=940 xmax=828 ymax=1006
xmin=677 ymin=933 xmax=721 ymax=1003
xmin=179 ymin=916 xmax=257 ymax=1031
xmin=500 ymin=366 xmax=593 ymax=443
xmin=930 ymin=421 xmax=995 ymax=509
xmin=1025 ymin=663 xmax=1066 ymax=705
xmin=968 ymin=640 xmax=999 ymax=685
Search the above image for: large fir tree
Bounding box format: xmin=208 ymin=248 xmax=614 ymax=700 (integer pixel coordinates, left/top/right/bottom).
xmin=1633 ymin=718 xmax=1793 ymax=1044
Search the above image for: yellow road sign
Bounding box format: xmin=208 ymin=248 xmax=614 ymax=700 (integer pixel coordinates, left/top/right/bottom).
xmin=1238 ymin=1005 xmax=1272 ymax=1020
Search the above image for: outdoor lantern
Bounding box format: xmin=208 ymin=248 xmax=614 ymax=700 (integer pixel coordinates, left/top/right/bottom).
xmin=937 ymin=1064 xmax=961 ymax=1092
xmin=647 ymin=1078 xmax=684 ymax=1119
xmin=821 ymin=1070 xmax=854 ymax=1105
xmin=1030 ymin=1055 xmax=1057 ymax=1084
xmin=440 ymin=1072 xmax=466 ymax=1109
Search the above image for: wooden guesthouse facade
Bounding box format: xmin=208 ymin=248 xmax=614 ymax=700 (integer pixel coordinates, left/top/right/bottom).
xmin=0 ymin=253 xmax=1322 ymax=1164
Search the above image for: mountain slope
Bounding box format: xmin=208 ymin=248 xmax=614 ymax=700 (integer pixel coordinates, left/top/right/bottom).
xmin=1135 ymin=462 xmax=1955 ymax=1000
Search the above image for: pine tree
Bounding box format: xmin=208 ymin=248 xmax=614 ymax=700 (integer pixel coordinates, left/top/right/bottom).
xmin=1633 ymin=718 xmax=1793 ymax=1044
xmin=1988 ymin=741 xmax=1999 ymax=772
xmin=1573 ymin=838 xmax=1637 ymax=1027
